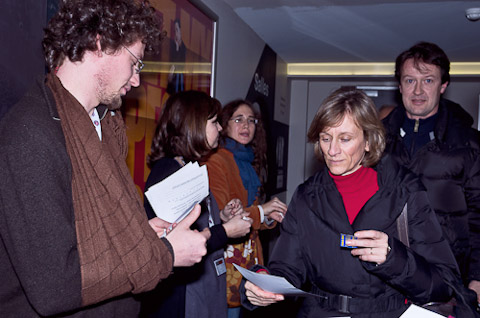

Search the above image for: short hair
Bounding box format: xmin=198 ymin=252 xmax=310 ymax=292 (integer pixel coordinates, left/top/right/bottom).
xmin=43 ymin=0 xmax=164 ymax=71
xmin=395 ymin=42 xmax=450 ymax=84
xmin=219 ymin=100 xmax=267 ymax=179
xmin=174 ymin=18 xmax=181 ymax=28
xmin=147 ymin=90 xmax=221 ymax=167
xmin=307 ymin=87 xmax=385 ymax=167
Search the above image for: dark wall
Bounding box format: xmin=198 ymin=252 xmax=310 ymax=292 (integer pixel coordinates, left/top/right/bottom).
xmin=0 ymin=0 xmax=48 ymax=119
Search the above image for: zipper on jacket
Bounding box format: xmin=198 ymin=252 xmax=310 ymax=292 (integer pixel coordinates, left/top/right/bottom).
xmin=413 ymin=119 xmax=419 ymax=133
xmin=409 ymin=119 xmax=420 ymax=155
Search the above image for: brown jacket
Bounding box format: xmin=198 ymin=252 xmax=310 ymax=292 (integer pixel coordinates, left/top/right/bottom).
xmin=206 ymin=147 xmax=275 ymax=307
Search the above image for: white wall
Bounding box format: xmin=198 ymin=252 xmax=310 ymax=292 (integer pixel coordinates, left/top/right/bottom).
xmin=197 ymin=0 xmax=265 ymax=105
xmin=444 ymin=80 xmax=479 ymax=128
xmin=286 ymin=80 xmax=308 ymax=203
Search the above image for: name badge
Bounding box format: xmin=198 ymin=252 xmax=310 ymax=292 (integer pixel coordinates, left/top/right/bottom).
xmin=340 ymin=233 xmax=358 ymax=248
xmin=214 ymin=257 xmax=227 ymax=276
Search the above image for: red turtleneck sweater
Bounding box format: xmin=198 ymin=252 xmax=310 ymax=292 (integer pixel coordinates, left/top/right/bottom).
xmin=329 ymin=166 xmax=378 ymax=224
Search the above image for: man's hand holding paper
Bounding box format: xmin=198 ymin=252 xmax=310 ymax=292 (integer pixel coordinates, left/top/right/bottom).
xmin=165 ymin=204 xmax=210 ymax=267
xmin=148 ymin=217 xmax=174 ymax=238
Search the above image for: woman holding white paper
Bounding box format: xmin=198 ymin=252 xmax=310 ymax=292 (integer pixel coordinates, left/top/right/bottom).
xmin=241 ymin=88 xmax=467 ymax=317
xmin=140 ymin=90 xmax=253 ymax=318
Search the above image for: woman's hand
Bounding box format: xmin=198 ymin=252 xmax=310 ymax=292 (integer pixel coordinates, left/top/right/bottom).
xmin=468 ymin=280 xmax=480 ymax=303
xmin=148 ymin=217 xmax=174 ymax=238
xmin=262 ymin=197 xmax=287 ymax=223
xmin=223 ymin=212 xmax=253 ymax=238
xmin=245 ymin=280 xmax=284 ymax=306
xmin=220 ymin=198 xmax=243 ymax=223
xmin=347 ymin=230 xmax=390 ymax=265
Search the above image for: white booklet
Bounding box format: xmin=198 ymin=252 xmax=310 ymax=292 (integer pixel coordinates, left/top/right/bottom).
xmin=144 ymin=162 xmax=209 ymax=223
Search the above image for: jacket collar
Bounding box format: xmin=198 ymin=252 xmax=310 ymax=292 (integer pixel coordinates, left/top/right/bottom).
xmin=307 ymin=156 xmax=424 ymax=231
xmin=42 ymin=76 xmax=109 ymax=122
xmin=39 ymin=76 xmax=60 ymax=121
xmin=383 ymin=98 xmax=471 ymax=144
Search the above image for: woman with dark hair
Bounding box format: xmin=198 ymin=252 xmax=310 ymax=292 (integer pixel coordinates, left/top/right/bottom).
xmin=242 ymin=88 xmax=462 ymax=317
xmin=206 ymin=99 xmax=288 ymax=318
xmin=141 ymin=91 xmax=252 ymax=318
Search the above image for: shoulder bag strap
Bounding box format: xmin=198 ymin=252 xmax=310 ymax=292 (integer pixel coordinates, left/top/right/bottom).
xmin=396 ymin=202 xmax=409 ymax=247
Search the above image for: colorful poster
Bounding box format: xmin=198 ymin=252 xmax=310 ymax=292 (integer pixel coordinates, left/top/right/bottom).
xmin=123 ymin=0 xmax=216 ymax=196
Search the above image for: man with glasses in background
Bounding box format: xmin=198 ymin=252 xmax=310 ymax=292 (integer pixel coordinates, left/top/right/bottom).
xmin=0 ymin=0 xmax=209 ymax=317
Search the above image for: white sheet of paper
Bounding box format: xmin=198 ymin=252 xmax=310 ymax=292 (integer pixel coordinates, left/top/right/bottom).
xmin=233 ymin=264 xmax=323 ymax=298
xmin=144 ymin=162 xmax=209 ymax=223
xmin=399 ymin=304 xmax=445 ymax=317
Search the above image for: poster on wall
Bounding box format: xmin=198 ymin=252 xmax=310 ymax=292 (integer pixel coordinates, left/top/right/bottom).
xmin=245 ymin=45 xmax=289 ymax=197
xmin=123 ymin=0 xmax=217 ymax=195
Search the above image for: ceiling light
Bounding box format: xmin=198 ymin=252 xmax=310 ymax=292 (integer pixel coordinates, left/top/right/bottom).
xmin=466 ymin=8 xmax=480 ymax=21
xmin=287 ymin=62 xmax=480 ymax=76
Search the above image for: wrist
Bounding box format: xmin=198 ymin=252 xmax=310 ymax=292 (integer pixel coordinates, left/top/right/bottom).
xmin=222 ymin=223 xmax=230 ymax=237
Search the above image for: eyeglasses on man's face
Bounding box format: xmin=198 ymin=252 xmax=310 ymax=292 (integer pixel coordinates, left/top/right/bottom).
xmin=230 ymin=116 xmax=259 ymax=125
xmin=123 ymin=46 xmax=145 ymax=74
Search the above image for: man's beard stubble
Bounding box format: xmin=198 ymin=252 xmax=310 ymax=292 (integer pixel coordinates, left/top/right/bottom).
xmin=95 ymin=73 xmax=123 ymax=111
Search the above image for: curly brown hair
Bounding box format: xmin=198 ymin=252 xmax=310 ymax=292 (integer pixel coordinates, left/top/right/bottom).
xmin=42 ymin=0 xmax=164 ymax=71
xmin=147 ymin=90 xmax=222 ymax=167
xmin=218 ymin=100 xmax=267 ymax=181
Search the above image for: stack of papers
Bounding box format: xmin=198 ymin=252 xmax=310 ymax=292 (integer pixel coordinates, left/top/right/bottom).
xmin=145 ymin=162 xmax=209 ymax=223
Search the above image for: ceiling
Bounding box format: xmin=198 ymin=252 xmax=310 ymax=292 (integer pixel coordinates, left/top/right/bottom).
xmin=222 ymin=0 xmax=480 ymax=64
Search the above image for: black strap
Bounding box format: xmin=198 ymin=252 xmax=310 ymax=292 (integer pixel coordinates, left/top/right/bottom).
xmin=396 ymin=203 xmax=409 ymax=247
xmin=394 ymin=202 xmax=479 ymax=316
xmin=311 ymin=285 xmax=407 ymax=314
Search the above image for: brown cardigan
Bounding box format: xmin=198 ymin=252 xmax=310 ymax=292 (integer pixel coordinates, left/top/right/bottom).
xmin=206 ymin=147 xmax=275 ymax=307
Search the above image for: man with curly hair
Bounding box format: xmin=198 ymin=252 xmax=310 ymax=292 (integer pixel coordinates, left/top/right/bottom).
xmin=0 ymin=0 xmax=209 ymax=317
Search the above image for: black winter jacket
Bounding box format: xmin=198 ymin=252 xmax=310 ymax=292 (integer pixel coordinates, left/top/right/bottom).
xmin=265 ymin=156 xmax=459 ymax=317
xmin=140 ymin=157 xmax=228 ymax=318
xmin=383 ymin=99 xmax=480 ymax=283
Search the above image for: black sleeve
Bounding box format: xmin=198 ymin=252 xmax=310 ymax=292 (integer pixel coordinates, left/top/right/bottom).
xmin=206 ymin=224 xmax=228 ymax=252
xmin=144 ymin=158 xmax=181 ymax=220
xmin=364 ymin=191 xmax=460 ymax=304
xmin=465 ymin=143 xmax=480 ymax=281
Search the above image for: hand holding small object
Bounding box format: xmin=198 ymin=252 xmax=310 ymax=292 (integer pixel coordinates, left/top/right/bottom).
xmin=220 ymin=198 xmax=243 ymax=222
xmin=148 ymin=217 xmax=174 ymax=238
xmin=261 ymin=197 xmax=287 ymax=222
xmin=347 ymin=230 xmax=390 ymax=265
xmin=223 ymin=212 xmax=252 ymax=238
